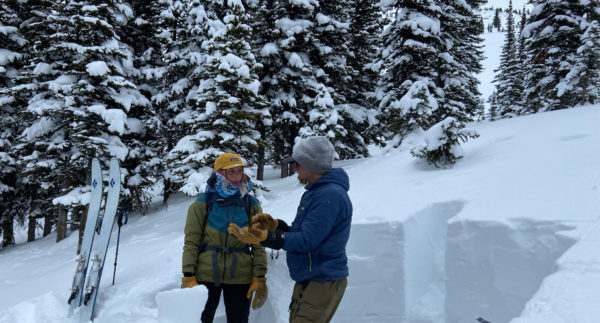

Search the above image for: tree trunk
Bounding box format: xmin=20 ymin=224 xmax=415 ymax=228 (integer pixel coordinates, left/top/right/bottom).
xmin=280 ymin=160 xmax=287 ymax=178
xmin=163 ymin=179 xmax=172 ymax=206
xmin=27 ymin=216 xmax=36 ymax=242
xmin=43 ymin=214 xmax=52 ymax=237
xmin=1 ymin=216 xmax=15 ymax=248
xmin=257 ymin=146 xmax=265 ymax=181
xmin=280 ymin=161 xmax=294 ymax=178
xmin=56 ymin=205 xmax=67 ymax=243
xmin=78 ymin=207 xmax=88 ymax=254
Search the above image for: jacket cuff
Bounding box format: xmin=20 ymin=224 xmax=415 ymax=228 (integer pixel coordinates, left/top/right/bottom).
xmin=261 ymin=230 xmax=285 ymax=250
xmin=183 ymin=272 xmax=195 ymax=277
xmin=276 ymin=219 xmax=290 ymax=232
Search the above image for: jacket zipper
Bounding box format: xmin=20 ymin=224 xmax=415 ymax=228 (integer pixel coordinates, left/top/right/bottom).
xmin=308 ymin=252 xmax=312 ymax=272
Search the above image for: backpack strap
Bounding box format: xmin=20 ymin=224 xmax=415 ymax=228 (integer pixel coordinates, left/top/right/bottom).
xmin=199 ymin=191 xmax=215 ymax=244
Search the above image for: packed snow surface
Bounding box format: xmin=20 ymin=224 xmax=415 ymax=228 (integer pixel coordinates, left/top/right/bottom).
xmin=1 ymin=104 xmax=599 ymax=323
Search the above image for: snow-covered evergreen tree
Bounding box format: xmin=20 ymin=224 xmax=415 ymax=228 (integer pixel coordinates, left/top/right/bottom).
xmin=13 ymin=0 xmax=149 ymax=240
xmin=522 ymin=0 xmax=600 ymax=112
xmin=336 ymin=0 xmax=383 ymax=157
xmin=377 ymin=0 xmax=480 ymax=167
xmin=151 ymin=0 xmax=207 ymax=201
xmin=0 ymin=0 xmax=27 ymax=247
xmin=411 ymin=116 xmax=479 ymax=168
xmin=117 ymin=0 xmax=169 ymax=212
xmin=438 ymin=0 xmax=484 ymax=122
xmin=570 ymin=13 xmax=600 ymax=105
xmin=168 ymin=0 xmax=269 ymax=195
xmin=253 ymin=0 xmax=324 ymax=167
xmin=493 ymin=8 xmax=502 ymax=31
xmin=491 ymin=0 xmax=524 ymax=119
xmin=376 ymin=0 xmax=444 ymax=147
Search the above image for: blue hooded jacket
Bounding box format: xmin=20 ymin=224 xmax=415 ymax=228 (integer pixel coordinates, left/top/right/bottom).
xmin=283 ymin=168 xmax=352 ymax=282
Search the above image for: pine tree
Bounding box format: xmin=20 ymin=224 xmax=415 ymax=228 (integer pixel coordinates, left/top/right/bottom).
xmin=255 ymin=0 xmax=329 ymax=172
xmin=491 ymin=0 xmax=524 ymax=119
xmin=569 ymin=12 xmax=600 ymax=105
xmin=0 ymin=0 xmax=26 ymax=247
xmin=438 ymin=0 xmax=485 ymax=122
xmin=411 ymin=116 xmax=479 ymax=167
xmin=152 ymin=0 xmax=207 ymax=200
xmin=493 ymin=8 xmax=502 ymax=31
xmin=339 ymin=0 xmax=384 ymax=156
xmin=118 ymin=0 xmax=169 ymax=212
xmin=376 ymin=0 xmax=444 ymax=147
xmin=522 ymin=0 xmax=600 ymax=112
xmin=14 ymin=0 xmax=149 ymax=241
xmin=377 ymin=0 xmax=480 ymax=167
xmin=168 ymin=0 xmax=270 ymax=195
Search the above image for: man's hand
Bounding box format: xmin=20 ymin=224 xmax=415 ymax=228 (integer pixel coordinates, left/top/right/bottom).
xmin=252 ymin=213 xmax=278 ymax=231
xmin=228 ymin=223 xmax=267 ymax=245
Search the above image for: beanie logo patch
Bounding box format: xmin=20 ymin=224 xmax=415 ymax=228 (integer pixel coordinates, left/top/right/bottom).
xmin=230 ymin=157 xmax=239 ymax=162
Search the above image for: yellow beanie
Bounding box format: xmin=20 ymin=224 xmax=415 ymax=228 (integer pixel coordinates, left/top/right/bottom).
xmin=214 ymin=153 xmax=248 ymax=172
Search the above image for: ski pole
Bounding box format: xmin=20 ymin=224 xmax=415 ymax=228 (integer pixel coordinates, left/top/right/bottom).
xmin=112 ymin=209 xmax=128 ymax=285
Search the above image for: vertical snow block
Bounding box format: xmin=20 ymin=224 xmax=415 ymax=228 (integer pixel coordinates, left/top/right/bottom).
xmin=445 ymin=219 xmax=575 ymax=323
xmin=402 ymin=201 xmax=464 ymax=323
xmin=156 ymin=285 xmax=209 ymax=323
xmin=337 ymin=222 xmax=406 ymax=322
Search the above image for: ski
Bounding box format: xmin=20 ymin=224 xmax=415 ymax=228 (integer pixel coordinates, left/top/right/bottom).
xmin=79 ymin=157 xmax=121 ymax=322
xmin=68 ymin=158 xmax=103 ymax=316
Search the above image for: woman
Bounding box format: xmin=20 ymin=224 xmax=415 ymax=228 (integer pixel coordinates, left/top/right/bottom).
xmin=181 ymin=152 xmax=267 ymax=323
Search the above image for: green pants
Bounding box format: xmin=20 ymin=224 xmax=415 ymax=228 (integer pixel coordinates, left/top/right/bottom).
xmin=289 ymin=278 xmax=347 ymax=323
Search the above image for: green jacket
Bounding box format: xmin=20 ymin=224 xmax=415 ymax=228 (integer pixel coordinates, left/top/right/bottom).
xmin=182 ymin=189 xmax=267 ymax=284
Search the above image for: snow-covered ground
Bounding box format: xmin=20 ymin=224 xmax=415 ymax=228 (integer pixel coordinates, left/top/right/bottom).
xmin=2 ymin=2 xmax=599 ymax=323
xmin=2 ymin=104 xmax=599 ymax=323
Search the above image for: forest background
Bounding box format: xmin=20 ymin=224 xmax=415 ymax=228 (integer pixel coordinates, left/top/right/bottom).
xmin=1 ymin=0 xmax=598 ymax=248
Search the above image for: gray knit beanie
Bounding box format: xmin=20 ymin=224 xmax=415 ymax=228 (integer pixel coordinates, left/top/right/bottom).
xmin=285 ymin=136 xmax=335 ymax=174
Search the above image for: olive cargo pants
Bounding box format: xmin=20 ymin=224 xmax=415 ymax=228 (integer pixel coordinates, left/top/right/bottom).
xmin=289 ymin=278 xmax=347 ymax=323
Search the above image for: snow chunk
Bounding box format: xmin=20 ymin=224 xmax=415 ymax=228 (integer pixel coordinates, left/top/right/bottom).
xmin=86 ymin=61 xmax=110 ymax=76
xmin=52 ymin=186 xmax=90 ymax=206
xmin=0 ymin=49 xmax=22 ymax=66
xmin=156 ymin=285 xmax=209 ymax=323
xmin=33 ymin=63 xmax=52 ymax=75
xmin=288 ymin=53 xmax=304 ymax=68
xmin=87 ymin=104 xmax=128 ymax=135
xmin=260 ymin=43 xmax=278 ymax=56
xmin=22 ymin=117 xmax=56 ymax=141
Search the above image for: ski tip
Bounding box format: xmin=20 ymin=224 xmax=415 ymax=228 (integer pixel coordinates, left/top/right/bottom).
xmin=477 ymin=318 xmax=492 ymax=323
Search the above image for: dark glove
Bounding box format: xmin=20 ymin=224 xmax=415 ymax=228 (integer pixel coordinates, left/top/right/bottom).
xmin=247 ymin=277 xmax=268 ymax=309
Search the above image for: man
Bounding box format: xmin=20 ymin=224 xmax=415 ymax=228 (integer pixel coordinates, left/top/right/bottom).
xmin=228 ymin=136 xmax=352 ymax=323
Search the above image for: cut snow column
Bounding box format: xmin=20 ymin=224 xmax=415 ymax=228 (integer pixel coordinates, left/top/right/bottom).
xmin=337 ymin=223 xmax=405 ymax=322
xmin=445 ymin=219 xmax=575 ymax=323
xmin=403 ymin=201 xmax=465 ymax=323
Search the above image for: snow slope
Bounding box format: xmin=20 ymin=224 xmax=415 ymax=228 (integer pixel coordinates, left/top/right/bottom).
xmin=2 ymin=2 xmax=598 ymax=322
xmin=1 ymin=104 xmax=599 ymax=323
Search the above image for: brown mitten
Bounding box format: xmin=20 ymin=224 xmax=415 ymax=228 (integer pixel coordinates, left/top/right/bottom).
xmin=247 ymin=277 xmax=268 ymax=309
xmin=251 ymin=213 xmax=278 ymax=231
xmin=228 ymin=223 xmax=267 ymax=245
xmin=181 ymin=276 xmax=199 ymax=289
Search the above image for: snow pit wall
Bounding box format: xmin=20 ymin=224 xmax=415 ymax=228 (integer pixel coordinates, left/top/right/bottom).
xmin=335 ymin=202 xmax=575 ymax=323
